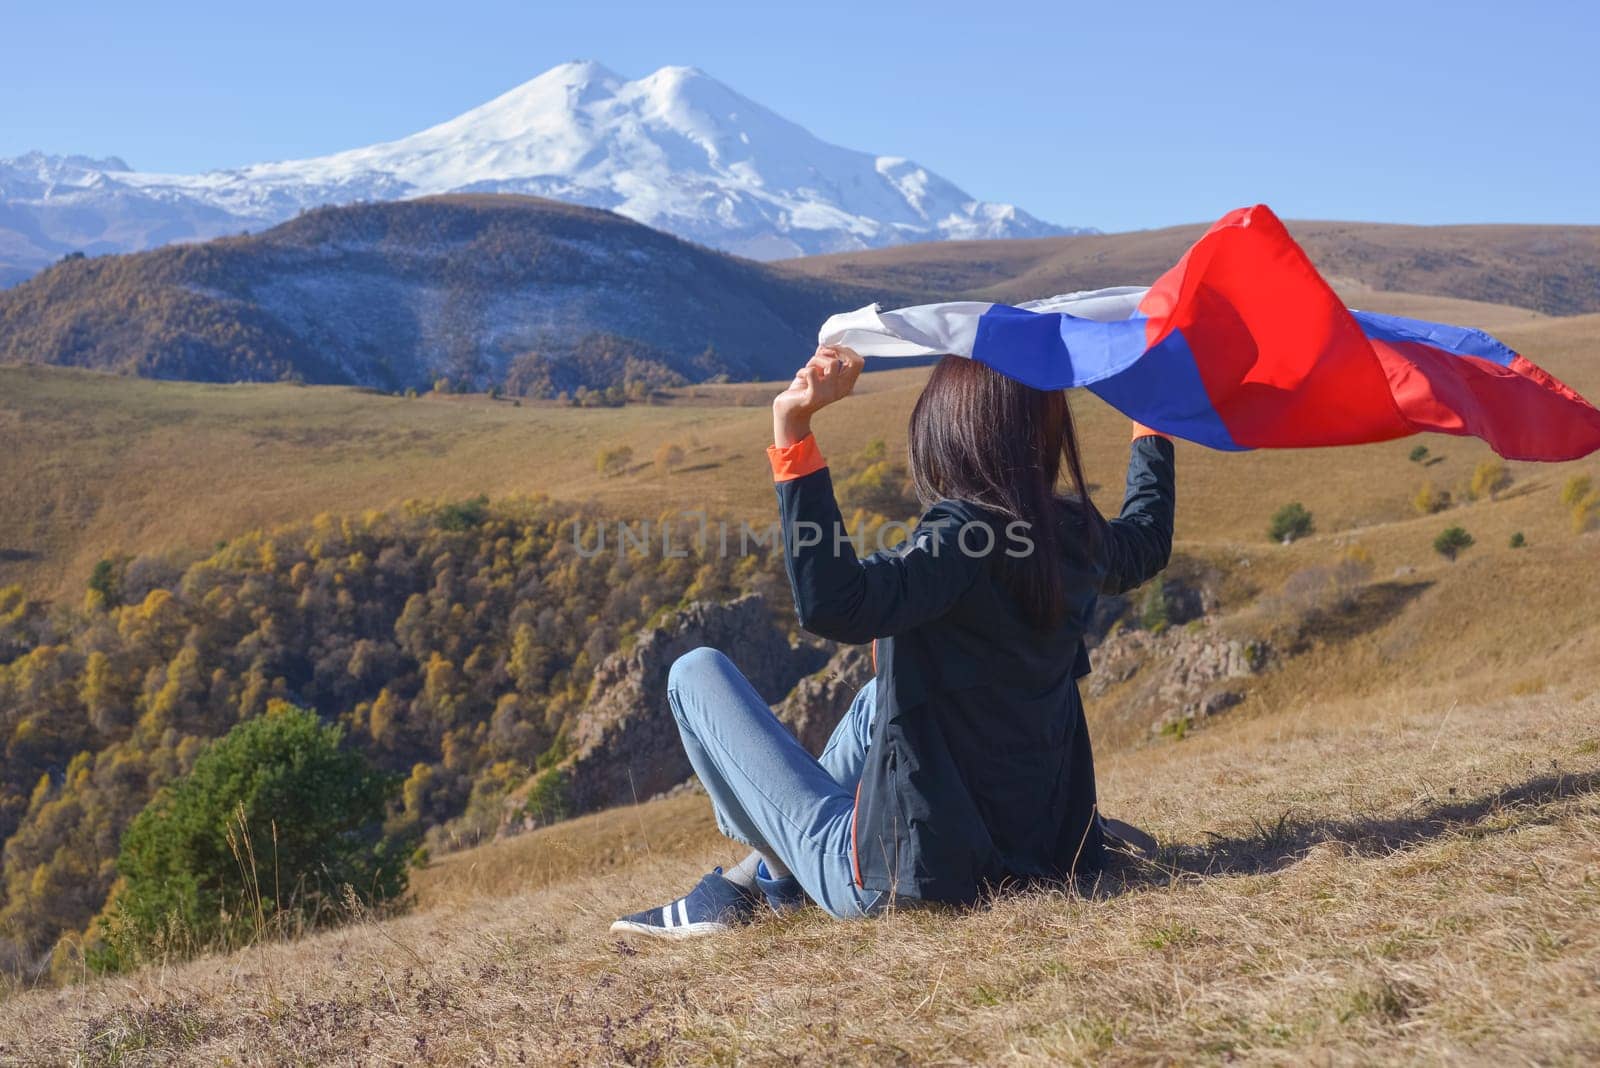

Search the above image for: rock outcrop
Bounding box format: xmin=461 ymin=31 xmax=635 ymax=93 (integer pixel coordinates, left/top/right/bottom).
xmin=774 ymin=644 xmax=874 ymax=755
xmin=533 ymin=565 xmax=1258 ymax=831
xmin=1086 ymin=622 xmax=1271 ymax=734
xmin=555 ymin=594 xmax=829 ymax=818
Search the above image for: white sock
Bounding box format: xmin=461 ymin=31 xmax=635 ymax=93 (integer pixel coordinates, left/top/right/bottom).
xmin=722 ymin=851 xmax=791 ymax=887
xmin=722 ymin=852 xmax=762 ymax=888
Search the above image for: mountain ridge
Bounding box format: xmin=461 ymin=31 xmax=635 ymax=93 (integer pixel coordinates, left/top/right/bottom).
xmin=0 ymin=61 xmax=1077 ymax=282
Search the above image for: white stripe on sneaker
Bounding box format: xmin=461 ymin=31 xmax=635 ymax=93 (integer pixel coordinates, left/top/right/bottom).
xmin=661 ymin=904 xmax=673 ymax=929
xmin=677 ymin=898 xmax=689 ymax=927
xmin=610 ymin=918 xmax=733 ymax=941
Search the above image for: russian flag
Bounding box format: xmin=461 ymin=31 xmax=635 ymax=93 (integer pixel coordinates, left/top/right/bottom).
xmin=819 ymin=205 xmax=1600 ymax=462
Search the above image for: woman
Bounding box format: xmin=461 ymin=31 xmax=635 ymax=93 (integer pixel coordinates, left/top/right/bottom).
xmin=612 ymin=345 xmax=1174 ymax=938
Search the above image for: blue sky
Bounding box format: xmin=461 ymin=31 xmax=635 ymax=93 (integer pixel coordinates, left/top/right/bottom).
xmin=2 ymin=0 xmax=1595 ymax=232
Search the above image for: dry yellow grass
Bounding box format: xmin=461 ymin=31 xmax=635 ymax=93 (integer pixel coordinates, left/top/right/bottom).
xmin=1 ymin=684 xmax=1595 ymax=1064
xmin=780 ymin=219 xmax=1600 ymax=317
xmin=1329 ymin=285 xmax=1548 ymax=333
xmin=1 ymin=292 xmax=1596 ymax=1064
xmin=3 ymin=300 xmax=1595 ymax=606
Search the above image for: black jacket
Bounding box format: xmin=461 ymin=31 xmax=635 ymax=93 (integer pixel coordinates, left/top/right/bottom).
xmin=777 ymin=435 xmax=1176 ymax=904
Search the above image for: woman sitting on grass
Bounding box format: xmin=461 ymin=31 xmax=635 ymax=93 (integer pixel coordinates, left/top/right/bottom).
xmin=613 ymin=345 xmax=1174 ymax=938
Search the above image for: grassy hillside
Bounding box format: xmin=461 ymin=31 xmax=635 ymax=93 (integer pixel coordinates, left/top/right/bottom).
xmin=0 ymin=195 xmax=887 ymax=393
xmin=783 ymin=220 xmax=1600 ymax=315
xmin=0 ymin=285 xmax=1596 ymax=1058
xmin=3 ymin=302 xmax=1595 ymax=605
xmin=2 ymin=682 xmax=1594 ymax=1062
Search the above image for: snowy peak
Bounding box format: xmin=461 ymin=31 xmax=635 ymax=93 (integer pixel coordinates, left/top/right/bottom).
xmin=0 ymin=63 xmax=1084 ymax=278
xmin=373 ymin=59 xmax=631 ymax=158
xmin=0 ymin=152 xmax=131 ymax=197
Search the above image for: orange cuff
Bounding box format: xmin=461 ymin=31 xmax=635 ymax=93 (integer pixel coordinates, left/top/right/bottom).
xmin=767 ymin=433 xmax=827 ymax=482
xmin=1131 ymin=421 xmax=1172 ymax=442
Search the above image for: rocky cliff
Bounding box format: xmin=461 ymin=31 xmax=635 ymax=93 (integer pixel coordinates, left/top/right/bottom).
xmin=773 ymin=644 xmax=874 ymax=755
xmin=542 ymin=563 xmax=1268 ymax=834
xmin=556 ymin=594 xmax=830 ymax=817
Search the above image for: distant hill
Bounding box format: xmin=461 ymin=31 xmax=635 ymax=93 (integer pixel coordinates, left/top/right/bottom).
xmin=5 ymin=198 xmax=1596 ymax=397
xmin=787 ymin=219 xmax=1600 ymax=316
xmin=0 ymin=194 xmax=893 ymax=394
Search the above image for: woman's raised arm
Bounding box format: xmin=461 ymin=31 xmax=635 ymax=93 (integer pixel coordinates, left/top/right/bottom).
xmin=766 ymin=346 xmax=983 ymax=643
xmin=1098 ymin=427 xmax=1176 ymax=595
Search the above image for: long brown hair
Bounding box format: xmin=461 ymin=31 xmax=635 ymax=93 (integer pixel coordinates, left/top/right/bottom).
xmin=907 ymin=355 xmax=1095 ymax=628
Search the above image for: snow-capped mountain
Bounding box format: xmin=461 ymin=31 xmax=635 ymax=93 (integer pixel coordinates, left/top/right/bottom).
xmin=0 ymin=62 xmax=1081 ymax=282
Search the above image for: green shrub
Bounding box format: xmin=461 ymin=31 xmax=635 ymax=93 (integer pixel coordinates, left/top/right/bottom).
xmin=1433 ymin=526 xmax=1474 ymax=562
xmin=521 ymin=767 xmax=570 ymax=827
xmin=1268 ymin=503 xmax=1314 ymax=544
xmin=87 ymin=558 xmax=122 ymax=608
xmin=1509 ymin=531 xmax=1526 ymax=549
xmin=90 ymin=703 xmax=412 ymax=973
xmin=1139 ymin=577 xmax=1169 ymax=634
xmin=1408 ymin=444 xmax=1430 ymax=463
xmin=436 ymin=495 xmax=490 ymax=532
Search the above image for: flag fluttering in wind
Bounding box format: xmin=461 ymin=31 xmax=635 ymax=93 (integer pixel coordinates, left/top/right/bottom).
xmin=819 ymin=205 xmax=1600 ymax=462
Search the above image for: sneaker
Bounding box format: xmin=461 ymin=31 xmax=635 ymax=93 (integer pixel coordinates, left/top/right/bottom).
xmin=754 ymin=859 xmax=807 ymax=914
xmin=610 ymin=868 xmax=759 ymax=940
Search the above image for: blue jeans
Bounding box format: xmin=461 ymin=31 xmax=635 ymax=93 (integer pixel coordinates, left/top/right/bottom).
xmin=667 ymin=647 xmax=889 ymax=919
